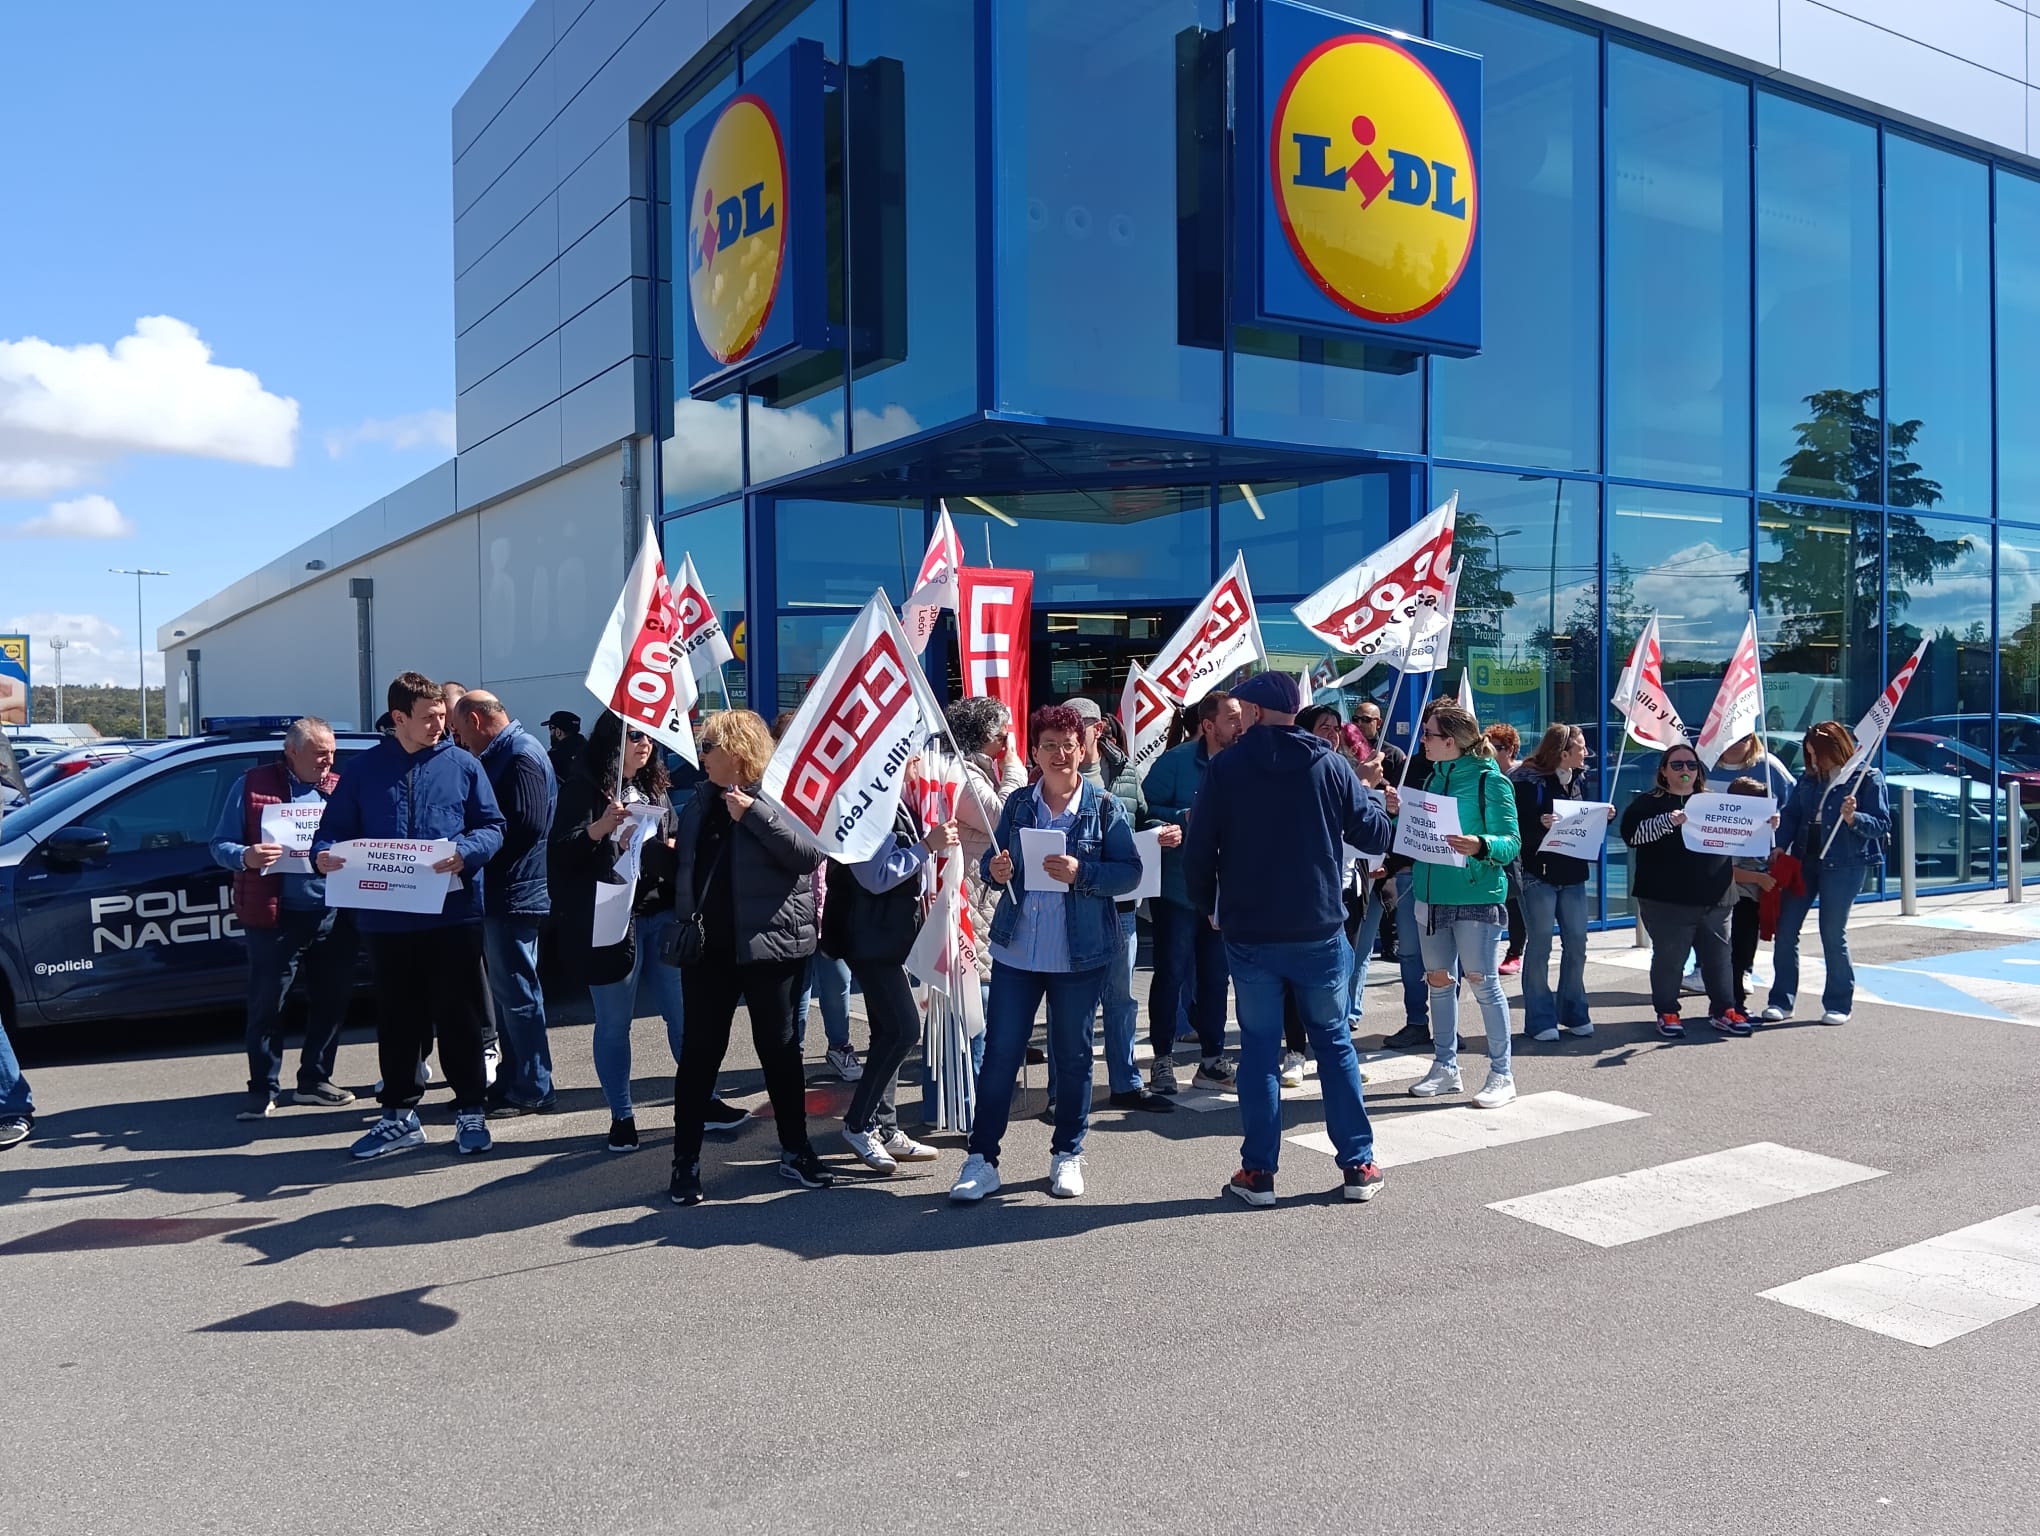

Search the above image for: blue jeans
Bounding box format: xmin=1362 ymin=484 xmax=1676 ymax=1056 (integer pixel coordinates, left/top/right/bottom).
xmin=1417 ymin=912 xmax=1512 ymax=1077
xmin=968 ymin=962 xmax=1106 ymax=1162
xmin=483 ymin=914 xmax=552 ymax=1104
xmin=1345 ymin=884 xmax=1386 ymax=1023
xmin=0 ymin=1017 xmax=32 ymax=1120
xmin=588 ymin=908 xmax=686 ymax=1120
xmin=1769 ymin=860 xmax=1865 ymax=1015
xmin=1099 ymin=909 xmax=1142 ymax=1094
xmin=1228 ymin=935 xmax=1375 ymax=1174
xmin=244 ymin=906 xmax=354 ymax=1095
xmin=796 ymin=953 xmax=853 ymax=1053
xmin=1149 ymin=899 xmax=1228 ymax=1059
xmin=1394 ymin=869 xmax=1436 ymax=1029
xmin=1518 ymin=875 xmax=1591 ymax=1034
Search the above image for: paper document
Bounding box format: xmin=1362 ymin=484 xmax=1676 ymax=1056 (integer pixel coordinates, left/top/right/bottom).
xmin=1132 ymin=827 xmax=1164 ymax=901
xmin=592 ymin=877 xmax=636 ymax=948
xmin=1538 ymin=800 xmax=1614 ymax=862
xmin=258 ymin=801 xmax=326 ymax=876
xmin=1392 ymin=792 xmax=1466 ymax=867
xmin=323 ymin=838 xmax=456 ymax=914
xmin=1018 ymin=827 xmax=1068 ymax=895
xmin=612 ymin=805 xmax=666 ymax=884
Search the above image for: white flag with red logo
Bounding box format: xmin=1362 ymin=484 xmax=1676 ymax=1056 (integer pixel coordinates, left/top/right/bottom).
xmin=585 ymin=518 xmax=699 ymax=764
xmin=1400 ymin=561 xmax=1461 ymax=675
xmin=671 ymin=551 xmax=736 ymax=684
xmin=1612 ymin=614 xmax=1687 ymax=751
xmin=760 ymin=589 xmax=942 ymax=864
xmin=904 ymin=745 xmax=985 ymax=1031
xmin=1694 ymin=613 xmax=1764 ymax=769
xmin=1149 ymin=551 xmax=1267 ymax=706
xmin=1292 ymin=494 xmax=1457 ymax=660
xmin=1456 ymin=669 xmax=1476 ymax=719
xmin=1119 ymin=659 xmax=1175 ymax=782
xmin=1840 ymin=637 xmax=1931 ymax=781
xmin=902 ymin=502 xmax=965 ymax=656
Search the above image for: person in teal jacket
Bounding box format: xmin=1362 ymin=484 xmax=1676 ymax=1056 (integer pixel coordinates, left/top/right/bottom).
xmin=1385 ymin=702 xmax=1523 ymax=1108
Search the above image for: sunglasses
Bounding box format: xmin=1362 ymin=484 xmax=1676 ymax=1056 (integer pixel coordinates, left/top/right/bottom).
xmin=626 ymin=729 xmax=649 ymax=744
xmin=1665 ymin=761 xmax=1701 ymax=774
xmin=1420 ymin=727 xmax=1452 ymax=741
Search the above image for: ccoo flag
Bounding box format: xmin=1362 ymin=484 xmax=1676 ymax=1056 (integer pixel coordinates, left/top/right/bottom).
xmin=1149 ymin=551 xmax=1267 ymax=705
xmin=671 ymin=551 xmax=737 ymax=684
xmin=1612 ymin=615 xmax=1686 ymax=751
xmin=760 ymin=589 xmax=944 ymax=864
xmin=1292 ymin=494 xmax=1457 ymax=659
xmin=1456 ymin=669 xmax=1476 ymax=719
xmin=585 ymin=518 xmax=699 ymax=764
xmin=1839 ymin=637 xmax=1931 ymax=781
xmin=1401 ymin=561 xmax=1462 ymax=675
xmin=1119 ymin=659 xmax=1175 ymax=783
xmin=901 ymin=502 xmax=965 ymax=656
xmin=1694 ymin=613 xmax=1764 ymax=769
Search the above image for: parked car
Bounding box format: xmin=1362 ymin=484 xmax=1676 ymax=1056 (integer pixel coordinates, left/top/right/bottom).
xmin=1908 ymin=714 xmax=2040 ymax=775
xmin=0 ymin=726 xmax=380 ymax=1034
xmin=1886 ymin=731 xmax=2040 ymax=802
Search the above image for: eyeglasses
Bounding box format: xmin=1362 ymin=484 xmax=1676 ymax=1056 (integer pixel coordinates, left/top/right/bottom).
xmin=1037 ymin=740 xmax=1080 ymax=757
xmin=625 ymin=729 xmax=649 ymax=744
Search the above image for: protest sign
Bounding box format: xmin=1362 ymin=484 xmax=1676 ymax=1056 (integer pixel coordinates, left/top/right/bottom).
xmin=258 ymin=801 xmax=326 ymax=875
xmin=1681 ymin=793 xmax=1775 ymax=858
xmin=1132 ymin=827 xmax=1164 ymax=901
xmin=1538 ymin=799 xmax=1614 ymax=862
xmin=1018 ymin=827 xmax=1067 ymax=894
xmin=324 ymin=839 xmax=455 ymax=914
xmin=1392 ymin=791 xmax=1466 ymax=867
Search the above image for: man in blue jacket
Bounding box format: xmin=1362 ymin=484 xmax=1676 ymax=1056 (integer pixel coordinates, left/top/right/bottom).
xmin=313 ymin=672 xmax=507 ymax=1159
xmin=1184 ymin=671 xmax=1392 ymax=1209
xmin=452 ymin=691 xmax=558 ymax=1116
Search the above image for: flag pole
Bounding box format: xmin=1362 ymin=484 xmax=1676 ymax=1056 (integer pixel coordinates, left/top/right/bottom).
xmin=1396 ymin=669 xmax=1439 ymax=792
xmin=1817 ymin=761 xmax=1877 ymax=858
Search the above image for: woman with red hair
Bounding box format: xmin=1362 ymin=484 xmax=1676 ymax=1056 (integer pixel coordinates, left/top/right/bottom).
xmin=1764 ymin=720 xmax=1889 ymax=1026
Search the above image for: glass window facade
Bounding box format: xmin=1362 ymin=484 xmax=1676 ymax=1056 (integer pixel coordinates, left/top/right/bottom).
xmin=641 ymin=0 xmax=2040 ymax=906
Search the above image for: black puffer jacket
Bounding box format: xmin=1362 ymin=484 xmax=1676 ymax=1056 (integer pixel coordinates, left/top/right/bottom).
xmin=1512 ymin=763 xmax=1592 ymax=887
xmin=671 ymin=782 xmax=825 ymax=964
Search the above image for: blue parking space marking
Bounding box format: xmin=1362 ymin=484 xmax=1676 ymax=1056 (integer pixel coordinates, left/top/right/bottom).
xmin=1853 ymin=965 xmax=2020 ymax=1022
xmin=1875 ymin=939 xmax=2040 ymax=982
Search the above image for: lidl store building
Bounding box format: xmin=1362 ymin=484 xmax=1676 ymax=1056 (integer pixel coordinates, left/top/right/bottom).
xmin=165 ymin=0 xmax=2040 ymax=918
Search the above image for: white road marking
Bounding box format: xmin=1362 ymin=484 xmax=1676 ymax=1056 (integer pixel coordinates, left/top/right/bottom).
xmin=1760 ymin=1206 xmax=2040 ymax=1347
xmin=1489 ymin=1142 xmax=1885 ymax=1247
xmin=1288 ymin=1090 xmax=1646 ymax=1165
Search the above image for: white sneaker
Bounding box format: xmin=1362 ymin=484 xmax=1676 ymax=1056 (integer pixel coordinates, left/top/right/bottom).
xmin=949 ymin=1153 xmax=1001 ymax=1202
xmin=1528 ymin=1027 xmax=1561 ymax=1043
xmin=826 ymin=1046 xmax=864 ymax=1082
xmin=1410 ymin=1063 xmax=1462 ymax=1098
xmin=1278 ymin=1051 xmax=1306 ymax=1089
xmin=1819 ymin=1010 xmax=1850 ymax=1026
xmin=1049 ymin=1152 xmax=1085 ymax=1198
xmin=876 ymin=1126 xmax=939 ymax=1162
xmin=840 ymin=1125 xmax=897 ymax=1173
xmin=1560 ymin=1021 xmax=1596 ymax=1038
xmin=1761 ymin=1007 xmax=1789 ymax=1023
xmin=1472 ymin=1071 xmax=1517 ymax=1110
xmin=482 ymin=1045 xmax=499 ymax=1087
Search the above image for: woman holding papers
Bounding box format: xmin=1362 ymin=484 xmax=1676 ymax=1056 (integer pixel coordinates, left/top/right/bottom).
xmin=949 ymin=705 xmax=1143 ymax=1204
xmin=1389 ymin=703 xmax=1523 ymax=1109
xmin=1510 ymin=725 xmax=1610 ymax=1043
xmin=1765 ymin=721 xmax=1889 ymax=1027
xmin=1620 ymin=748 xmax=1751 ymax=1038
xmin=549 ymin=712 xmax=690 ymax=1154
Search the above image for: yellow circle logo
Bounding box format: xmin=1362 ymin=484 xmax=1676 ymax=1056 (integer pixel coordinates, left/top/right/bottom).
xmin=688 ymin=94 xmax=788 ymax=365
xmin=1271 ymin=34 xmax=1478 ymax=324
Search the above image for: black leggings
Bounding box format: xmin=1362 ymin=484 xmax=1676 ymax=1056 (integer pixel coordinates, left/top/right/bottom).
xmin=1730 ymin=898 xmax=1760 ymax=1007
xmin=845 ymin=960 xmax=922 ymax=1135
xmin=673 ymin=955 xmax=812 ymax=1168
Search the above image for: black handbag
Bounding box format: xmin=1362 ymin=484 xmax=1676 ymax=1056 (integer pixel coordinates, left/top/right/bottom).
xmin=657 ymin=840 xmax=726 ymax=969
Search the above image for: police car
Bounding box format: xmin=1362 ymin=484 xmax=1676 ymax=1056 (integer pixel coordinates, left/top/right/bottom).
xmin=0 ymin=720 xmax=381 ymax=1036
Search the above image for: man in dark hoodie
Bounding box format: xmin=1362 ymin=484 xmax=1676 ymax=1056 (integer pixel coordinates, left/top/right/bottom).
xmin=451 ymin=690 xmax=559 ymax=1115
xmin=314 ymin=672 xmax=506 ymax=1160
xmin=1184 ymin=671 xmax=1392 ymax=1209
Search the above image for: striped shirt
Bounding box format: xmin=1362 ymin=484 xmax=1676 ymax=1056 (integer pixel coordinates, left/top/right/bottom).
xmin=989 ymin=786 xmax=1078 ymax=974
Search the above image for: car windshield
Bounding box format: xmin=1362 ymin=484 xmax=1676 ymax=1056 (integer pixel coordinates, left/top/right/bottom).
xmin=1993 ymin=720 xmax=2040 ymax=770
xmin=0 ymin=751 xmax=161 ymax=843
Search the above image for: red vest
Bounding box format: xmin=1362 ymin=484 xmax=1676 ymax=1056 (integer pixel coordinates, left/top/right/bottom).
xmin=232 ymin=759 xmax=339 ymax=930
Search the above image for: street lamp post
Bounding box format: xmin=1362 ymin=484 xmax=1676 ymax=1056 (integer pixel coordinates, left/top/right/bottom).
xmin=49 ymin=636 xmax=67 ymax=723
xmin=108 ymin=568 xmax=168 ymax=738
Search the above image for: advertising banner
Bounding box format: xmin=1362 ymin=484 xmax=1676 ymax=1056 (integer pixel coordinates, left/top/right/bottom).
xmin=0 ymin=634 xmax=28 ymax=726
xmin=957 ymin=566 xmax=1033 ymax=736
xmin=1149 ymin=552 xmax=1266 ymax=706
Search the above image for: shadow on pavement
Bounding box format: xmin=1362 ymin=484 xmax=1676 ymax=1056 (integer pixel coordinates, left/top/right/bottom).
xmin=198 ymin=1285 xmax=458 ymax=1336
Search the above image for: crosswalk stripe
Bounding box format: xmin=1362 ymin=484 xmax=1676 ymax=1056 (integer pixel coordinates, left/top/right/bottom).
xmin=1759 ymin=1206 xmax=2040 ymax=1347
xmin=1288 ymin=1090 xmax=1646 ymax=1165
xmin=1488 ymin=1142 xmax=1886 ymax=1247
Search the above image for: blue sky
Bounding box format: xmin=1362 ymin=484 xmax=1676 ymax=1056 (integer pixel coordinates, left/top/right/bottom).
xmin=0 ymin=0 xmax=528 ymax=691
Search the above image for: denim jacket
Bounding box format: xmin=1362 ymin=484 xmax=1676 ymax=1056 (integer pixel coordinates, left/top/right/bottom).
xmin=981 ymin=780 xmax=1141 ymax=970
xmin=1777 ymin=767 xmax=1889 ymax=870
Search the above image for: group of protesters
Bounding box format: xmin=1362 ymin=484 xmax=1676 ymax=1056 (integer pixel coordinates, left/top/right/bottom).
xmin=0 ymin=667 xmax=1885 ymax=1215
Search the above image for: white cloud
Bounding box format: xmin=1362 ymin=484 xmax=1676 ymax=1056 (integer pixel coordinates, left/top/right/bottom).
xmin=661 ymin=397 xmax=923 ymax=502
xmin=1 ymin=493 xmax=135 ymax=540
xmin=5 ymin=611 xmax=163 ymax=688
xmin=324 ymin=408 xmax=456 ymax=458
xmin=0 ymin=315 xmax=299 ymax=499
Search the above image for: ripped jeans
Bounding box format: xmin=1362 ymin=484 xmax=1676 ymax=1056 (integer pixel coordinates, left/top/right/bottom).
xmin=1414 ymin=905 xmax=1512 ymax=1079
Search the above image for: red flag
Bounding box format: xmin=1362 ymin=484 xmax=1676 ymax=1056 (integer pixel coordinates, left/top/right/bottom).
xmin=958 ymin=566 xmax=1033 ymax=735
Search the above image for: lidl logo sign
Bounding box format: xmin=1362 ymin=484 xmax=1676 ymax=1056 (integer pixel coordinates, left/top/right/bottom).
xmin=684 ymin=38 xmax=831 ymax=398
xmin=688 ymin=94 xmax=787 ymax=366
xmin=1238 ymin=2 xmax=1482 ymax=356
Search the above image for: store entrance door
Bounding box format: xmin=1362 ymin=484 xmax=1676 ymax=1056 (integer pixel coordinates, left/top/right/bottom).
xmin=1035 ymin=606 xmax=1189 ymax=717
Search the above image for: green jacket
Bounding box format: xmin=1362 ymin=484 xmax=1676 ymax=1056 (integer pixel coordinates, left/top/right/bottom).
xmin=1409 ymin=754 xmax=1520 ymax=906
